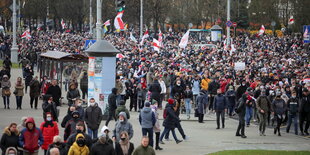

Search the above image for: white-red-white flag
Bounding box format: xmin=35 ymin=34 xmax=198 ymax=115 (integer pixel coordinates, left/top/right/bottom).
xmin=288 ymin=16 xmax=294 ymax=25
xmin=258 ymin=25 xmax=265 ymax=36
xmin=153 ymin=38 xmax=160 ymax=52
xmin=139 ymin=30 xmax=149 ymax=46
xmin=114 ymin=11 xmax=124 ymax=30
xmin=21 ymin=29 xmax=31 ymax=40
xmin=158 ymin=29 xmax=163 ymax=47
xmin=179 ymin=30 xmax=190 ymax=49
xmin=103 ymin=20 xmax=111 ymax=26
xmin=61 ymin=19 xmax=66 ymax=29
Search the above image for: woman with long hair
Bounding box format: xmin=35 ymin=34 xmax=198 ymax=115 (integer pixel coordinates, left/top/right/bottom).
xmin=14 ymin=77 xmax=24 ymax=110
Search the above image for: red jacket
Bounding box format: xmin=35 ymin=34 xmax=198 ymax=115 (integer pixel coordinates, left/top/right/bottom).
xmin=19 ymin=117 xmax=44 ymax=153
xmin=40 ymin=121 xmax=59 ymax=150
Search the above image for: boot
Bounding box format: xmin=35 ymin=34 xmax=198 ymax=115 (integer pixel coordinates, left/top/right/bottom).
xmin=274 ymin=128 xmax=277 ymax=134
xmin=155 ymin=146 xmax=163 ymax=150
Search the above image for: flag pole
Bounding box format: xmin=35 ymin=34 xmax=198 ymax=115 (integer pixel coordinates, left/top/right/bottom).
xmin=11 ymin=0 xmax=18 ymax=63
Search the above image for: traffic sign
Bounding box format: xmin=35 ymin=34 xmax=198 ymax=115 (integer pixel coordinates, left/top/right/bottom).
xmin=303 ymin=25 xmax=310 ymax=43
xmin=226 ymin=21 xmax=232 ymax=27
xmin=233 ymin=22 xmax=237 ymax=27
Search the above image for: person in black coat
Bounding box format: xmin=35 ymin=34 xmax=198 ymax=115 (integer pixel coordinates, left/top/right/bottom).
xmin=300 ymin=89 xmax=310 ymax=135
xmin=208 ymin=78 xmax=220 ymax=111
xmin=66 ymin=83 xmax=80 ymax=106
xmin=46 ymin=136 xmax=67 ymax=155
xmin=236 ymin=81 xmax=248 ymax=100
xmin=106 ymin=88 xmax=118 ymax=126
xmin=235 ymin=94 xmax=247 ymax=138
xmin=42 ymin=96 xmax=59 ymax=122
xmin=61 ymin=106 xmax=76 ymax=128
xmin=46 ymin=80 xmax=62 ymax=106
xmin=66 ymin=122 xmax=93 ymax=151
xmin=149 ymin=78 xmax=162 ymax=104
xmin=171 ymin=80 xmax=184 ymax=102
xmin=91 ymin=134 xmax=115 ymax=155
xmin=0 ymin=123 xmax=19 ymax=155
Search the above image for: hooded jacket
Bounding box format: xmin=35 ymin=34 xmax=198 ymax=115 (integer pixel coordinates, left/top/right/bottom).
xmin=39 ymin=120 xmax=59 ymax=150
xmin=162 ymin=104 xmax=179 ymax=129
xmin=115 ymin=104 xmax=130 ymax=119
xmin=19 ymin=117 xmax=44 ymax=153
xmin=139 ymin=107 xmax=156 ymax=129
xmin=0 ymin=127 xmax=19 ymax=154
xmin=108 ymin=88 xmax=118 ymax=111
xmin=113 ymin=112 xmax=134 ymax=141
xmin=64 ymin=111 xmax=84 ymax=140
xmin=68 ymin=134 xmax=90 ymax=155
xmin=90 ymin=138 xmax=115 ymax=155
xmin=85 ymin=103 xmax=103 ymax=130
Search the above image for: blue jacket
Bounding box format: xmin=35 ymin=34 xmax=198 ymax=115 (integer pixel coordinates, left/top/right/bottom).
xmin=213 ymin=94 xmax=227 ymax=111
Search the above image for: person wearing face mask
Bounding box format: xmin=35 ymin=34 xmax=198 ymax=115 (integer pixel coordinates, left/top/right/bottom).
xmin=225 ymin=85 xmax=236 ymax=117
xmin=299 ymin=89 xmax=310 ymax=135
xmin=0 ymin=123 xmax=19 ymax=155
xmin=66 ymin=123 xmax=93 ymax=151
xmin=90 ymin=132 xmax=115 ymax=155
xmin=115 ymin=131 xmax=135 ymax=155
xmin=112 ymin=112 xmax=134 ymax=142
xmin=46 ymin=136 xmax=67 ymax=155
xmin=61 ymin=106 xmax=76 ymax=128
xmin=286 ymin=91 xmax=299 ymax=135
xmin=139 ymin=102 xmax=156 ymax=147
xmin=236 ymin=80 xmax=248 ymax=101
xmin=74 ymin=99 xmax=85 ymax=120
xmin=213 ymin=89 xmax=227 ymax=129
xmin=85 ymin=98 xmax=103 ymax=139
xmin=171 ymin=80 xmax=184 ymax=103
xmin=272 ymin=91 xmax=286 ymax=136
xmin=40 ymin=113 xmax=59 ymax=155
xmin=256 ymin=89 xmax=271 ymax=136
xmin=64 ymin=111 xmax=84 ymax=141
xmin=42 ymin=96 xmax=58 ymax=122
xmin=68 ymin=134 xmax=89 ymax=155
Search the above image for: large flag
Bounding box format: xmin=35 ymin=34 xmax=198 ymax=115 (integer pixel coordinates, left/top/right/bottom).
xmin=257 ymin=25 xmax=265 ymax=36
xmin=114 ymin=11 xmax=125 ymax=30
xmin=158 ymin=29 xmax=163 ymax=47
xmin=103 ymin=20 xmax=111 ymax=26
xmin=21 ymin=29 xmax=31 ymax=40
xmin=288 ymin=16 xmax=294 ymax=25
xmin=152 ymin=38 xmax=160 ymax=52
xmin=179 ymin=30 xmax=190 ymax=48
xmin=130 ymin=32 xmax=137 ymax=43
xmin=139 ymin=30 xmax=149 ymax=46
xmin=61 ymin=19 xmax=66 ymax=29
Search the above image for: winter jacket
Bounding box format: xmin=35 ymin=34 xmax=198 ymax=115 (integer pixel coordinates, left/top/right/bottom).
xmin=80 ymin=75 xmax=88 ymax=90
xmin=236 ymin=95 xmax=247 ymax=116
xmin=115 ymin=142 xmax=134 ymax=155
xmin=171 ymin=84 xmax=184 ymax=98
xmin=68 ymin=134 xmax=90 ymax=155
xmin=0 ymin=127 xmax=19 ymax=155
xmin=116 ymin=81 xmax=123 ymax=95
xmin=208 ymin=81 xmax=220 ymax=95
xmin=1 ymin=78 xmax=10 ymax=96
xmin=272 ymin=98 xmax=286 ymax=115
xmin=201 ymin=78 xmax=211 ymax=91
xmin=39 ymin=121 xmax=59 ymax=150
xmin=115 ymin=105 xmax=130 ymax=119
xmin=152 ymin=107 xmax=161 ymax=132
xmin=67 ymin=89 xmax=80 ymax=105
xmin=61 ymin=109 xmax=73 ymax=128
xmin=14 ymin=84 xmax=24 ymax=96
xmin=256 ymin=95 xmax=271 ymax=113
xmin=91 ymin=141 xmax=115 ymax=155
xmin=149 ymin=80 xmax=162 ymax=102
xmin=236 ymin=85 xmax=247 ymax=100
xmin=46 ymin=85 xmax=62 ymax=103
xmin=287 ymin=97 xmax=299 ymax=114
xmin=64 ymin=113 xmax=84 ymax=141
xmin=139 ymin=107 xmax=156 ymax=129
xmin=42 ymin=101 xmax=58 ymax=122
xmin=47 ymin=143 xmax=67 ymax=155
xmin=196 ymin=93 xmax=208 ymax=114
xmin=213 ymin=94 xmax=227 ymax=111
xmin=132 ymin=145 xmax=155 ymax=155
xmin=300 ymin=94 xmax=310 ymax=113
xmin=29 ymin=80 xmax=40 ymax=97
xmin=19 ymin=117 xmax=44 ymax=153
xmin=66 ymin=132 xmax=93 ymax=151
xmin=108 ymin=88 xmax=118 ymax=111
xmin=159 ymin=80 xmax=166 ymax=94
xmin=162 ymin=104 xmax=179 ymax=129
xmin=184 ymin=90 xmax=193 ymax=99
xmin=113 ymin=112 xmax=134 ymax=141
xmin=85 ymin=104 xmax=103 ymax=130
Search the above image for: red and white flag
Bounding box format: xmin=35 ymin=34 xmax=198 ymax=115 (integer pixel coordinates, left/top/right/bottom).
xmin=158 ymin=29 xmax=163 ymax=47
xmin=61 ymin=19 xmax=66 ymax=29
xmin=153 ymin=38 xmax=160 ymax=52
xmin=37 ymin=26 xmax=43 ymax=31
xmin=288 ymin=16 xmax=294 ymax=25
xmin=303 ymin=27 xmax=308 ymax=38
xmin=103 ymin=20 xmax=111 ymax=26
xmin=258 ymin=25 xmax=265 ymax=36
xmin=114 ymin=11 xmax=124 ymax=30
xmin=179 ymin=30 xmax=190 ymax=49
xmin=21 ymin=29 xmax=31 ymax=40
xmin=139 ymin=30 xmax=149 ymax=46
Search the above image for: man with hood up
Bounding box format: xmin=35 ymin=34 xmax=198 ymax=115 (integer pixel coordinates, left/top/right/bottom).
xmin=113 ymin=112 xmax=134 ymax=142
xmin=85 ymin=98 xmax=103 ymax=139
xmin=64 ymin=111 xmax=84 ymax=141
xmin=139 ymin=102 xmax=156 ymax=147
xmin=68 ymin=134 xmax=89 ymax=155
xmin=19 ymin=117 xmax=44 ymax=155
xmin=106 ymin=88 xmax=118 ymax=126
xmin=90 ymin=133 xmax=115 ymax=155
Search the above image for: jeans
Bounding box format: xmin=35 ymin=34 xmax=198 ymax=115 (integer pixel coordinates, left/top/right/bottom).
xmin=142 ymin=128 xmax=153 ymax=147
xmin=184 ymin=98 xmax=191 ymax=117
xmin=228 ymin=101 xmax=235 ymax=116
xmin=287 ymin=113 xmax=298 ymax=134
xmin=245 ymin=106 xmax=253 ymax=125
xmin=160 ymin=128 xmax=178 ymax=142
xmin=16 ymin=96 xmax=23 ymax=108
xmin=87 ymin=128 xmax=98 ymax=139
xmin=216 ymin=110 xmax=225 ymax=128
xmin=3 ymin=96 xmax=10 ymax=107
xmin=258 ymin=112 xmax=268 ymax=134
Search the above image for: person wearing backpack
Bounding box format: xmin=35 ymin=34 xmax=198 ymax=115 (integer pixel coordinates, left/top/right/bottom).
xmin=256 ymin=89 xmax=271 ymax=136
xmin=235 ymin=94 xmax=247 ymax=138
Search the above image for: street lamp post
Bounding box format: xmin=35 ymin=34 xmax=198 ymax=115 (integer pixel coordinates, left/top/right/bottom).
xmin=227 ymin=0 xmax=231 ymax=46
xmin=11 ymin=0 xmax=18 ymax=63
xmin=96 ymin=0 xmax=102 ymax=40
xmin=140 ymin=0 xmax=143 ymax=39
xmin=90 ymin=0 xmax=93 ymax=34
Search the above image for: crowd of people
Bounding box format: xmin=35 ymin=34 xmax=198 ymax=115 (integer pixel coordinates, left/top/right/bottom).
xmin=0 ymin=27 xmax=309 ymax=155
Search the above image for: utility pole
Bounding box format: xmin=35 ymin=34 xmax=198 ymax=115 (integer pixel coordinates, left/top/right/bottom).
xmin=140 ymin=0 xmax=143 ymax=39
xmin=90 ymin=0 xmax=93 ymax=34
xmin=11 ymin=0 xmax=18 ymax=63
xmin=18 ymin=0 xmax=21 ymax=32
xmin=227 ymin=0 xmax=231 ymax=46
xmin=96 ymin=0 xmax=102 ymax=40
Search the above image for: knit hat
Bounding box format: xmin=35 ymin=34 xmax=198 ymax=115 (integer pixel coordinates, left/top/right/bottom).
xmin=168 ymin=98 xmax=174 ymax=105
xmin=151 ymin=99 xmax=158 ymax=105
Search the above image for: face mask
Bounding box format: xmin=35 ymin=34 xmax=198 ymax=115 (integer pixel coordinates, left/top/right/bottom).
xmin=76 ymin=129 xmax=82 ymax=133
xmin=242 ymin=84 xmax=246 ymax=86
xmin=55 ymin=142 xmax=61 ymax=146
xmin=177 ymin=83 xmax=181 ymax=86
xmin=121 ymin=137 xmax=126 ymax=141
xmin=46 ymin=117 xmax=52 ymax=121
xmin=77 ymin=139 xmax=85 ymax=147
xmin=77 ymin=103 xmax=82 ymax=107
xmin=90 ymin=102 xmax=95 ymax=106
xmin=292 ymin=96 xmax=296 ymax=98
xmin=120 ymin=119 xmax=124 ymax=123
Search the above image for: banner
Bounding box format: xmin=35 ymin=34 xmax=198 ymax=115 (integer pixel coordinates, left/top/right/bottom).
xmin=234 ymin=62 xmax=245 ymax=71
